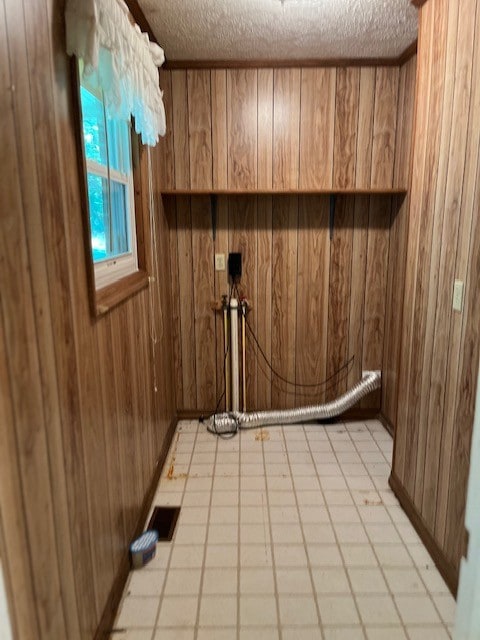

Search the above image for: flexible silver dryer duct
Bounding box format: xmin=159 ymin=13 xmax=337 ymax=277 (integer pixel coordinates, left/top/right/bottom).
xmin=207 ymin=370 xmax=381 ymax=435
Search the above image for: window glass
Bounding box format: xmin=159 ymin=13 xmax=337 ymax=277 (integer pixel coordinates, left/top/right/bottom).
xmin=78 ymin=62 xmax=137 ymax=286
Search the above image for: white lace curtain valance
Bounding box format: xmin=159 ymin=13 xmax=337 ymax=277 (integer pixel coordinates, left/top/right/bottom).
xmin=65 ymin=0 xmax=166 ymax=146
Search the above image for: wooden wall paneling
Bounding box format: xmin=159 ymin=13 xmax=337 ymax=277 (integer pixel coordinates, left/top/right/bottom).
xmin=299 ymin=69 xmax=336 ymax=189
xmin=410 ymin=0 xmax=450 ymax=509
xmin=97 ymin=315 xmax=127 ymax=559
xmin=211 ymin=70 xmax=228 ymax=189
xmin=227 ymin=69 xmax=258 ymax=190
xmin=0 ymin=62 xmax=68 ymax=640
xmin=347 ymin=196 xmax=369 ymax=391
xmin=171 ymin=70 xmax=191 ymax=189
xmin=192 ymin=197 xmax=217 ymax=409
xmin=295 ymin=196 xmax=330 ymax=405
xmin=152 ymin=183 xmax=177 ymax=431
xmin=255 ymin=196 xmax=273 ymax=409
xmin=229 ymin=196 xmax=258 ymax=408
xmin=257 ymin=70 xmax=274 ymax=190
xmin=164 ymin=196 xmax=184 ymax=409
xmin=393 ymin=56 xmax=417 ymax=189
xmin=273 ymin=69 xmax=301 ymax=190
xmin=187 ymin=70 xmax=213 ymax=190
xmin=128 ymin=299 xmax=148 ymax=491
xmin=355 ymin=68 xmax=376 ymax=188
xmin=437 ymin=4 xmax=480 ymax=548
xmin=381 ymin=194 xmax=409 ymax=426
xmin=158 ymin=70 xmax=175 ymax=190
xmin=393 ymin=3 xmax=434 ymax=485
xmin=110 ymin=309 xmax=139 ymax=540
xmin=3 ymin=1 xmax=85 ymax=636
xmin=360 ymin=196 xmax=391 ymax=409
xmin=176 ymin=197 xmax=197 ymax=408
xmin=271 ymin=196 xmax=299 ymax=408
xmin=213 ymin=197 xmax=230 ymax=408
xmin=0 ymin=312 xmax=39 ymax=640
xmin=370 ymin=67 xmax=399 ymax=188
xmin=422 ymin=0 xmax=474 ymax=527
xmin=333 ymin=68 xmax=360 ymax=189
xmin=326 ymin=196 xmax=354 ymax=400
xmin=444 ymin=146 xmax=480 ymax=566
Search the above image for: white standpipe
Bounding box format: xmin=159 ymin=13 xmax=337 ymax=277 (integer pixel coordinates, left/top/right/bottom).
xmin=230 ymin=298 xmax=240 ymax=412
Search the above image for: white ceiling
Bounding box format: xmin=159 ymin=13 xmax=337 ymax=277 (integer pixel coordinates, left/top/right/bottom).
xmin=138 ymin=0 xmax=418 ymax=62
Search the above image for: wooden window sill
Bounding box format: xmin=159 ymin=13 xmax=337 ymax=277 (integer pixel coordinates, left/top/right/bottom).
xmin=94 ymin=270 xmax=149 ymax=316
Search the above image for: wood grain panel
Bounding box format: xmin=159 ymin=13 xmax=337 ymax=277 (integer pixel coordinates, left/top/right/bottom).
xmin=213 ymin=196 xmax=230 ymax=407
xmin=227 ymin=69 xmax=258 ymax=190
xmin=326 ymin=196 xmax=354 ymax=400
xmin=333 ymin=68 xmax=360 ymax=189
xmin=371 ymin=67 xmax=399 ymax=188
xmin=271 ymin=196 xmax=299 ymax=408
xmin=0 ymin=1 xmax=177 ymax=636
xmin=347 ymin=196 xmax=369 ymax=389
xmin=211 ymin=69 xmax=228 ymax=189
xmin=187 ymin=70 xmax=213 ymax=190
xmin=229 ymin=196 xmax=258 ymax=409
xmin=388 ymin=0 xmax=480 ymax=593
xmin=158 ymin=70 xmax=175 ymax=190
xmin=257 ymin=69 xmax=274 ymax=190
xmin=192 ymin=197 xmax=217 ymax=409
xmin=299 ymin=68 xmax=336 ymax=189
xmin=355 ymin=68 xmax=376 ymax=188
xmin=295 ymin=196 xmax=330 ymax=404
xmin=256 ymin=196 xmax=273 ymax=409
xmin=176 ymin=197 xmax=197 ymax=408
xmin=361 ymin=196 xmax=391 ymax=408
xmin=171 ymin=70 xmax=191 ymax=189
xmin=171 ymin=195 xmax=394 ymax=413
xmin=273 ymin=69 xmax=301 ymax=190
xmin=159 ymin=65 xmax=405 ymax=193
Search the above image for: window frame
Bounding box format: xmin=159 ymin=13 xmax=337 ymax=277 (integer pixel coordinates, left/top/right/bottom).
xmin=72 ymin=60 xmax=149 ymax=317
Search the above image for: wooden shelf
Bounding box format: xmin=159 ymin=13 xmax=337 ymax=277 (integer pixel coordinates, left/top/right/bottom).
xmin=160 ymin=188 xmax=408 ymax=196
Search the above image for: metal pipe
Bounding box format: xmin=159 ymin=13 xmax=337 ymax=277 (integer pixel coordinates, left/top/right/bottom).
xmin=230 ymin=298 xmax=240 ymax=412
xmin=241 ymin=302 xmax=247 ymax=412
xmin=223 ymin=303 xmax=230 ymax=411
xmin=207 ymin=370 xmax=381 ymax=435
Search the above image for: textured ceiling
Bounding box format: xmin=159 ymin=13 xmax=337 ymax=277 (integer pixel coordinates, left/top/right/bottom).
xmin=138 ymin=0 xmax=418 ymax=61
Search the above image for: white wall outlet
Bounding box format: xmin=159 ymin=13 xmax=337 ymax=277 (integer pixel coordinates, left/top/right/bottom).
xmin=453 ymin=279 xmax=464 ymax=312
xmin=215 ymin=253 xmax=226 ymax=271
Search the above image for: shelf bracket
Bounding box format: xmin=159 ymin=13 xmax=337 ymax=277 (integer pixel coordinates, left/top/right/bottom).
xmin=329 ymin=194 xmax=337 ymax=240
xmin=211 ymin=194 xmax=217 ymax=242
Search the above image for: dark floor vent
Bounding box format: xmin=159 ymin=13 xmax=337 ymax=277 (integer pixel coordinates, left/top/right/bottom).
xmin=147 ymin=506 xmax=181 ymax=541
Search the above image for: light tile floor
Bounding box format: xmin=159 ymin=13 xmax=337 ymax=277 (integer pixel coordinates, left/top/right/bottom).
xmin=112 ymin=419 xmax=455 ymax=639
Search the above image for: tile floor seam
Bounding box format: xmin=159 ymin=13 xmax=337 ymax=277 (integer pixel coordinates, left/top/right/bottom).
xmin=150 ymin=421 xmax=196 ymax=638
xmin=192 ymin=424 xmax=218 ymax=639
xmin=307 ymin=421 xmax=368 ymax=640
xmin=282 ymin=424 xmax=327 ymax=638
xmin=260 ymin=427 xmax=284 ymax=640
xmin=345 ymin=421 xmax=409 ymax=635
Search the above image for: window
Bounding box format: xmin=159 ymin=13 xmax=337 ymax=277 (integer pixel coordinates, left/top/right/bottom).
xmin=78 ymin=62 xmax=139 ymax=292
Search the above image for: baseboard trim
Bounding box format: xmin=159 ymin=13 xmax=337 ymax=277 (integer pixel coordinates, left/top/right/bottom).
xmin=388 ymin=471 xmax=458 ymax=597
xmin=94 ymin=415 xmax=178 ymax=639
xmin=177 ymin=408 xmax=380 ymax=421
xmin=377 ymin=412 xmax=394 ymax=437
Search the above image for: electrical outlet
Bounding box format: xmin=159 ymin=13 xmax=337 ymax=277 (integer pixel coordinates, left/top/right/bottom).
xmin=453 ymin=279 xmax=464 ymax=312
xmin=215 ymin=253 xmax=226 ymax=271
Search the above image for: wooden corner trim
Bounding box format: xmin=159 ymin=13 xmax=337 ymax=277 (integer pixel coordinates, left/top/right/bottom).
xmin=389 ymin=471 xmax=458 ymax=597
xmin=411 ymin=0 xmax=428 ymax=7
